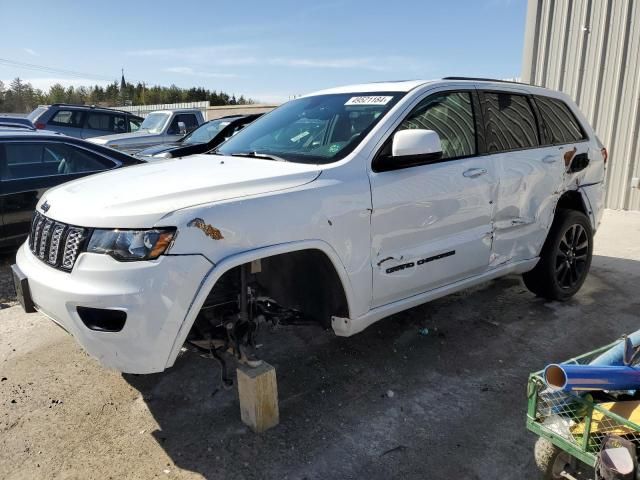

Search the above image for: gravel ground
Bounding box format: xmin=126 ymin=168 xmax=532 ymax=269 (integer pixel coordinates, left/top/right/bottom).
xmin=1 ymin=210 xmax=639 ymax=480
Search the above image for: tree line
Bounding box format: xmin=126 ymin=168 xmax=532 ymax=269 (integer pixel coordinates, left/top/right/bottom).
xmin=0 ymin=77 xmax=254 ymax=113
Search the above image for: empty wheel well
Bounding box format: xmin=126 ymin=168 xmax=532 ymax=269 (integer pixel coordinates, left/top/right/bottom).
xmin=198 ymin=249 xmax=349 ymax=329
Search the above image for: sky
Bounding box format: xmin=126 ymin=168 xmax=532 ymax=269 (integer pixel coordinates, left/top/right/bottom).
xmin=0 ymin=0 xmax=527 ymax=104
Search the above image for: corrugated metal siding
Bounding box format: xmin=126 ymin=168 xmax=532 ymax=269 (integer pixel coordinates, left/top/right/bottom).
xmin=522 ymin=0 xmax=640 ymax=210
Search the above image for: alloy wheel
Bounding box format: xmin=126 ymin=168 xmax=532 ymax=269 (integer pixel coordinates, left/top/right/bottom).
xmin=555 ymin=224 xmax=589 ymax=289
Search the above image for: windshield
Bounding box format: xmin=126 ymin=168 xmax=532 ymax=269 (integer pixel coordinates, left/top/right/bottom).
xmin=27 ymin=106 xmax=47 ymax=121
xmin=215 ymin=92 xmax=403 ymax=164
xmin=139 ymin=112 xmax=170 ymax=134
xmin=183 ymin=118 xmax=232 ymax=145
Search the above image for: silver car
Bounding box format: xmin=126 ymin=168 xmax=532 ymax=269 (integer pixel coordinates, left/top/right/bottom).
xmin=27 ymin=104 xmax=143 ymax=139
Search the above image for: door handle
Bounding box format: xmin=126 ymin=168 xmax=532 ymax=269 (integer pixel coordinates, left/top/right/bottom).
xmin=542 ymin=155 xmax=557 ymax=164
xmin=463 ymin=168 xmax=487 ymax=178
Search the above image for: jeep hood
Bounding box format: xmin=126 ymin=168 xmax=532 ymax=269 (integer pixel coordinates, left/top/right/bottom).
xmin=39 ymin=155 xmax=322 ymax=228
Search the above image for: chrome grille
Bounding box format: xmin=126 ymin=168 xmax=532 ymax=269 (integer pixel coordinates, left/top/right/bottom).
xmin=29 ymin=212 xmax=88 ymax=271
xmin=61 ymin=228 xmax=84 ymax=270
xmin=38 ymin=219 xmax=53 ymax=259
xmin=48 ymin=223 xmax=65 ymax=265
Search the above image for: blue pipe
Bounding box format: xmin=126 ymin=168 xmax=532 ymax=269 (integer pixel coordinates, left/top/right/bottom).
xmin=545 ymin=364 xmax=640 ymax=392
xmin=589 ymin=330 xmax=640 ymax=366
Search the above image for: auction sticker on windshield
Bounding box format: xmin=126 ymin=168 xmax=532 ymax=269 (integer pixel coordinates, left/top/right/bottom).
xmin=345 ymin=96 xmax=393 ymax=106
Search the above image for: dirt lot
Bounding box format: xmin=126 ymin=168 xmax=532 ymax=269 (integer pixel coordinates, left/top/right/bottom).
xmin=1 ymin=210 xmax=639 ymax=480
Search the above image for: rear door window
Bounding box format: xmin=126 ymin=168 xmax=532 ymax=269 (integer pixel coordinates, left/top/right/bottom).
xmin=52 ymin=144 xmax=116 ymax=174
xmin=534 ymin=96 xmax=586 ymax=145
xmin=481 ymin=92 xmax=539 ymax=153
xmin=49 ymin=110 xmax=84 ymax=128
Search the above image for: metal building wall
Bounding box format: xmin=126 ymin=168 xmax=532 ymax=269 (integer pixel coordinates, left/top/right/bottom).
xmin=522 ymin=0 xmax=640 ymax=210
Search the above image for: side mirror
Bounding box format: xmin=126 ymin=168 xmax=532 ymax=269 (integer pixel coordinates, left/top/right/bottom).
xmin=374 ymin=129 xmax=443 ymax=172
xmin=177 ymin=121 xmax=187 ymax=135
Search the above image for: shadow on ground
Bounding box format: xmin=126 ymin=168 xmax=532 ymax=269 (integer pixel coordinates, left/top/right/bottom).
xmin=123 ymin=255 xmax=640 ymax=480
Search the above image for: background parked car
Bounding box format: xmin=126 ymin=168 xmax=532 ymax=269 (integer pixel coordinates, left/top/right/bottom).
xmin=27 ymin=104 xmax=143 ymax=139
xmin=135 ymin=114 xmax=262 ymax=159
xmin=0 ymin=128 xmax=142 ymax=249
xmin=88 ymin=109 xmax=206 ymax=155
xmin=0 ymin=116 xmax=35 ymax=129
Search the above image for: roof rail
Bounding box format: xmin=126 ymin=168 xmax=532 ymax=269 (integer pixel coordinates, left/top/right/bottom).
xmin=442 ymin=76 xmax=531 ymax=86
xmin=49 ymin=103 xmax=133 ymax=115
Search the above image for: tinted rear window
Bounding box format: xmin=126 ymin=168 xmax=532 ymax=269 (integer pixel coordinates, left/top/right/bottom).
xmin=481 ymin=92 xmax=539 ymax=153
xmin=535 ymin=96 xmax=586 ymax=145
xmin=27 ymin=106 xmax=48 ymax=121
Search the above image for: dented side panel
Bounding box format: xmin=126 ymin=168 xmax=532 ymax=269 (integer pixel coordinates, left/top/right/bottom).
xmin=489 ymin=142 xmax=589 ymax=264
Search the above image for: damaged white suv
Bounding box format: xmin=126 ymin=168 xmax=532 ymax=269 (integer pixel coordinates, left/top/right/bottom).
xmin=13 ymin=78 xmax=606 ymax=374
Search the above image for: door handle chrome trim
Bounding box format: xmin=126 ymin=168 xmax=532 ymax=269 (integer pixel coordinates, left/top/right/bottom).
xmin=463 ymin=168 xmax=487 ymax=178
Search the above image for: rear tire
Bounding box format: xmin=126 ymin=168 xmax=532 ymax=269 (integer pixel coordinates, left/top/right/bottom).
xmin=534 ymin=438 xmax=572 ymax=480
xmin=523 ymin=209 xmax=593 ymax=301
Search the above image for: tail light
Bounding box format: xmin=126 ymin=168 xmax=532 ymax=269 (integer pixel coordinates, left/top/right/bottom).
xmin=601 ymin=147 xmax=608 ymax=165
xmin=35 ymin=122 xmax=46 ymax=129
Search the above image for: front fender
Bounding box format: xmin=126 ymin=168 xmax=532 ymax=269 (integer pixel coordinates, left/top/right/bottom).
xmin=164 ymin=239 xmax=356 ymax=369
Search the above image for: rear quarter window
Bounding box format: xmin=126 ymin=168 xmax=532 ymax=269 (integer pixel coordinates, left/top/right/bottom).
xmin=535 ymin=96 xmax=587 ymax=145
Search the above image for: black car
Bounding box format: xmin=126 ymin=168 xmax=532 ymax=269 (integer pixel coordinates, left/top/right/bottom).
xmin=0 ymin=128 xmax=143 ymax=249
xmin=135 ymin=114 xmax=262 ymax=159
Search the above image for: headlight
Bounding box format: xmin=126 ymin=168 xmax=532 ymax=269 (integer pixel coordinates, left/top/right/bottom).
xmin=86 ymin=228 xmax=176 ymax=261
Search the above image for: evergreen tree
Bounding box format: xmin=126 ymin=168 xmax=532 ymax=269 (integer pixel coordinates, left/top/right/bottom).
xmin=0 ymin=78 xmax=256 ymax=113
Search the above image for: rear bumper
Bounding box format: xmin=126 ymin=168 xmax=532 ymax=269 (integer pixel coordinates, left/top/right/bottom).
xmin=16 ymin=244 xmax=212 ymax=373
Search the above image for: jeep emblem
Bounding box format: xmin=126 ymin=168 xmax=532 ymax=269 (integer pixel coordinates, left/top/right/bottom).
xmin=41 ymin=201 xmax=50 ymax=213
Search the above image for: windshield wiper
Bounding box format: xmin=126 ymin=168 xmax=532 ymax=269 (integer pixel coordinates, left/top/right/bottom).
xmin=229 ymin=151 xmax=288 ymax=162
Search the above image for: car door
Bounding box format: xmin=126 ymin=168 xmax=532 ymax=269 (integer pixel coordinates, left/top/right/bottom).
xmin=368 ymin=89 xmax=496 ymax=307
xmin=0 ymin=140 xmax=117 ymax=247
xmin=478 ymin=89 xmax=566 ymax=266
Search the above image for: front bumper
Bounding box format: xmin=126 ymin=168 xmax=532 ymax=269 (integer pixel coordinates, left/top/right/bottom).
xmin=16 ymin=244 xmax=212 ymax=373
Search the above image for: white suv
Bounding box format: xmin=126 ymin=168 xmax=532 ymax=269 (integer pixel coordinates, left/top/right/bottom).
xmin=12 ymin=78 xmax=606 ymax=374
